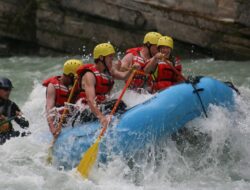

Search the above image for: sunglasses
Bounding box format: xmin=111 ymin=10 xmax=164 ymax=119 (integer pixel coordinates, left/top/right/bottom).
xmin=64 ymin=73 xmax=75 ymax=78
xmin=0 ymin=88 xmax=11 ymax=91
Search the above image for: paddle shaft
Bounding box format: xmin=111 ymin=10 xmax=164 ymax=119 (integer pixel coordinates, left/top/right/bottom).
xmin=0 ymin=116 xmax=16 ymax=127
xmin=54 ymin=78 xmax=78 ymax=139
xmin=99 ymin=70 xmax=137 ymax=138
xmin=47 ymin=78 xmax=79 ymax=164
xmin=76 ymin=70 xmax=138 ymax=178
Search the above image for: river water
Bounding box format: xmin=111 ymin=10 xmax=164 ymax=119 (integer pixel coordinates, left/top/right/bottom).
xmin=0 ymin=57 xmax=250 ymax=190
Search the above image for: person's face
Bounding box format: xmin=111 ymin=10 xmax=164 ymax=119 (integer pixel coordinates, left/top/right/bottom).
xmin=150 ymin=44 xmax=159 ymax=56
xmin=0 ymin=88 xmax=11 ymax=100
xmin=63 ymin=73 xmax=75 ymax=86
xmin=104 ymin=54 xmax=114 ymax=71
xmin=159 ymin=46 xmax=171 ymax=58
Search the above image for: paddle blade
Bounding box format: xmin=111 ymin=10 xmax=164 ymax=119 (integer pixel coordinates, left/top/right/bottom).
xmin=46 ymin=138 xmax=56 ymax=164
xmin=47 ymin=145 xmax=53 ymax=164
xmin=77 ymin=138 xmax=100 ymax=178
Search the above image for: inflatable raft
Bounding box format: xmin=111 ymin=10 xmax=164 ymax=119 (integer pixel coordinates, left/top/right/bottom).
xmin=53 ymin=76 xmax=236 ymax=169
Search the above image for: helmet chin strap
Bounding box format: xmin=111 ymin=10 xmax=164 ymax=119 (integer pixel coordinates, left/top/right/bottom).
xmin=101 ymin=58 xmax=111 ymax=76
xmin=146 ymin=43 xmax=153 ymax=58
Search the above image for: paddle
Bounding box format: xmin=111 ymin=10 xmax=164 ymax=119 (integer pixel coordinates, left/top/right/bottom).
xmin=0 ymin=116 xmax=17 ymax=127
xmin=47 ymin=78 xmax=78 ymax=164
xmin=77 ymin=70 xmax=137 ymax=178
xmin=0 ymin=116 xmax=17 ymax=133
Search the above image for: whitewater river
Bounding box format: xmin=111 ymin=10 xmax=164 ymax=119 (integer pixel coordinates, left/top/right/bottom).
xmin=0 ymin=57 xmax=250 ymax=190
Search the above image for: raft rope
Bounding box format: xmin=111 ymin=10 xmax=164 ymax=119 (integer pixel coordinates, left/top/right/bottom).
xmin=187 ymin=76 xmax=208 ymax=118
xmin=224 ymin=81 xmax=240 ymax=95
xmin=146 ymin=43 xmax=153 ymax=58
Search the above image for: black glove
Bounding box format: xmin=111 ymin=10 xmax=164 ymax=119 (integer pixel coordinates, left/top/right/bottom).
xmin=21 ymin=131 xmax=31 ymax=137
xmin=15 ymin=116 xmax=29 ymax=129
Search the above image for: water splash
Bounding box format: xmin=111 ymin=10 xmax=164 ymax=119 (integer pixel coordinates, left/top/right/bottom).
xmin=1 ymin=57 xmax=250 ymax=189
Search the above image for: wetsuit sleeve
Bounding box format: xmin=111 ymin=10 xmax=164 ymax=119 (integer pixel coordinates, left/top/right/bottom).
xmin=12 ymin=102 xmax=29 ymax=129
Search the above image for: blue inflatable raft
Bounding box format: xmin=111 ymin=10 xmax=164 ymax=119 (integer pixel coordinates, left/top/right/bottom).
xmin=53 ymin=76 xmax=236 ymax=169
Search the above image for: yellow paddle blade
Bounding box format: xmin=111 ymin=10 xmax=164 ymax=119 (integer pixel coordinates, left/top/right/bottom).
xmin=77 ymin=138 xmax=100 ymax=178
xmin=46 ymin=138 xmax=56 ymax=164
xmin=47 ymin=145 xmax=53 ymax=164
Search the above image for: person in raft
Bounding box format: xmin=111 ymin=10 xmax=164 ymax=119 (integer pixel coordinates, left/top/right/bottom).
xmin=119 ymin=31 xmax=162 ymax=91
xmin=144 ymin=36 xmax=184 ymax=93
xmin=42 ymin=59 xmax=82 ymax=137
xmin=76 ymin=43 xmax=133 ymax=128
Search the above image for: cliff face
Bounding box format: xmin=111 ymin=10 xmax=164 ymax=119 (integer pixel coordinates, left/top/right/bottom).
xmin=0 ymin=0 xmax=249 ymax=60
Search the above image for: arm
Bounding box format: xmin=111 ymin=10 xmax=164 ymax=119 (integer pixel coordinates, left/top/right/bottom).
xmin=14 ymin=111 xmax=29 ymax=129
xmin=82 ymin=72 xmax=108 ymax=127
xmin=111 ymin=64 xmax=133 ymax=80
xmin=120 ymin=53 xmax=141 ymax=72
xmin=114 ymin=53 xmax=141 ymax=80
xmin=120 ymin=53 xmax=134 ymax=71
xmin=144 ymin=52 xmax=162 ymax=74
xmin=45 ymin=83 xmax=57 ymax=136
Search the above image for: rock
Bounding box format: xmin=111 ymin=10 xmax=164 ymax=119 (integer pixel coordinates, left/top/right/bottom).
xmin=237 ymin=1 xmax=250 ymax=27
xmin=0 ymin=0 xmax=249 ymax=60
xmin=0 ymin=42 xmax=9 ymax=56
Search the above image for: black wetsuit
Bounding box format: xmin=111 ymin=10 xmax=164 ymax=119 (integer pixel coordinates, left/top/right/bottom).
xmin=0 ymin=98 xmax=29 ymax=145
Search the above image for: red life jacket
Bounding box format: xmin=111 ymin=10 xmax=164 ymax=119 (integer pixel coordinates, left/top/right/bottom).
xmin=76 ymin=64 xmax=114 ymax=103
xmin=174 ymin=64 xmax=183 ymax=82
xmin=126 ymin=47 xmax=151 ymax=89
xmin=175 ymin=64 xmax=182 ymax=73
xmin=42 ymin=76 xmax=70 ymax=107
xmin=126 ymin=47 xmax=145 ymax=69
xmin=152 ymin=61 xmax=183 ymax=92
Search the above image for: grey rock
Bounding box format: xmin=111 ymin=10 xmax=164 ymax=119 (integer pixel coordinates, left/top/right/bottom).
xmin=0 ymin=0 xmax=249 ymax=60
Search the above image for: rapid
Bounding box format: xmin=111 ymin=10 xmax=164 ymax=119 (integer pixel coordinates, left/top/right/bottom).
xmin=0 ymin=57 xmax=250 ymax=190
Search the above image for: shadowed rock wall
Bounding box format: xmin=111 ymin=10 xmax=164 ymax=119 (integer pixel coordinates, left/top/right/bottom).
xmin=0 ymin=0 xmax=249 ymax=60
xmin=0 ymin=0 xmax=36 ymax=55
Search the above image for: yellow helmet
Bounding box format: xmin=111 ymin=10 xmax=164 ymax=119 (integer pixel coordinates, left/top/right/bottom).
xmin=157 ymin=36 xmax=174 ymax=49
xmin=93 ymin=43 xmax=115 ymax=59
xmin=63 ymin=59 xmax=82 ymax=76
xmin=143 ymin=32 xmax=162 ymax=45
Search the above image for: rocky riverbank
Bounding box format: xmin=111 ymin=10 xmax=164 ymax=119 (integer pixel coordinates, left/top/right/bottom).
xmin=0 ymin=0 xmax=249 ymax=60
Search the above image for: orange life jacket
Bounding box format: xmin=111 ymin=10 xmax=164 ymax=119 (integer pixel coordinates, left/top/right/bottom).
xmin=42 ymin=76 xmax=70 ymax=107
xmin=76 ymin=64 xmax=114 ymax=104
